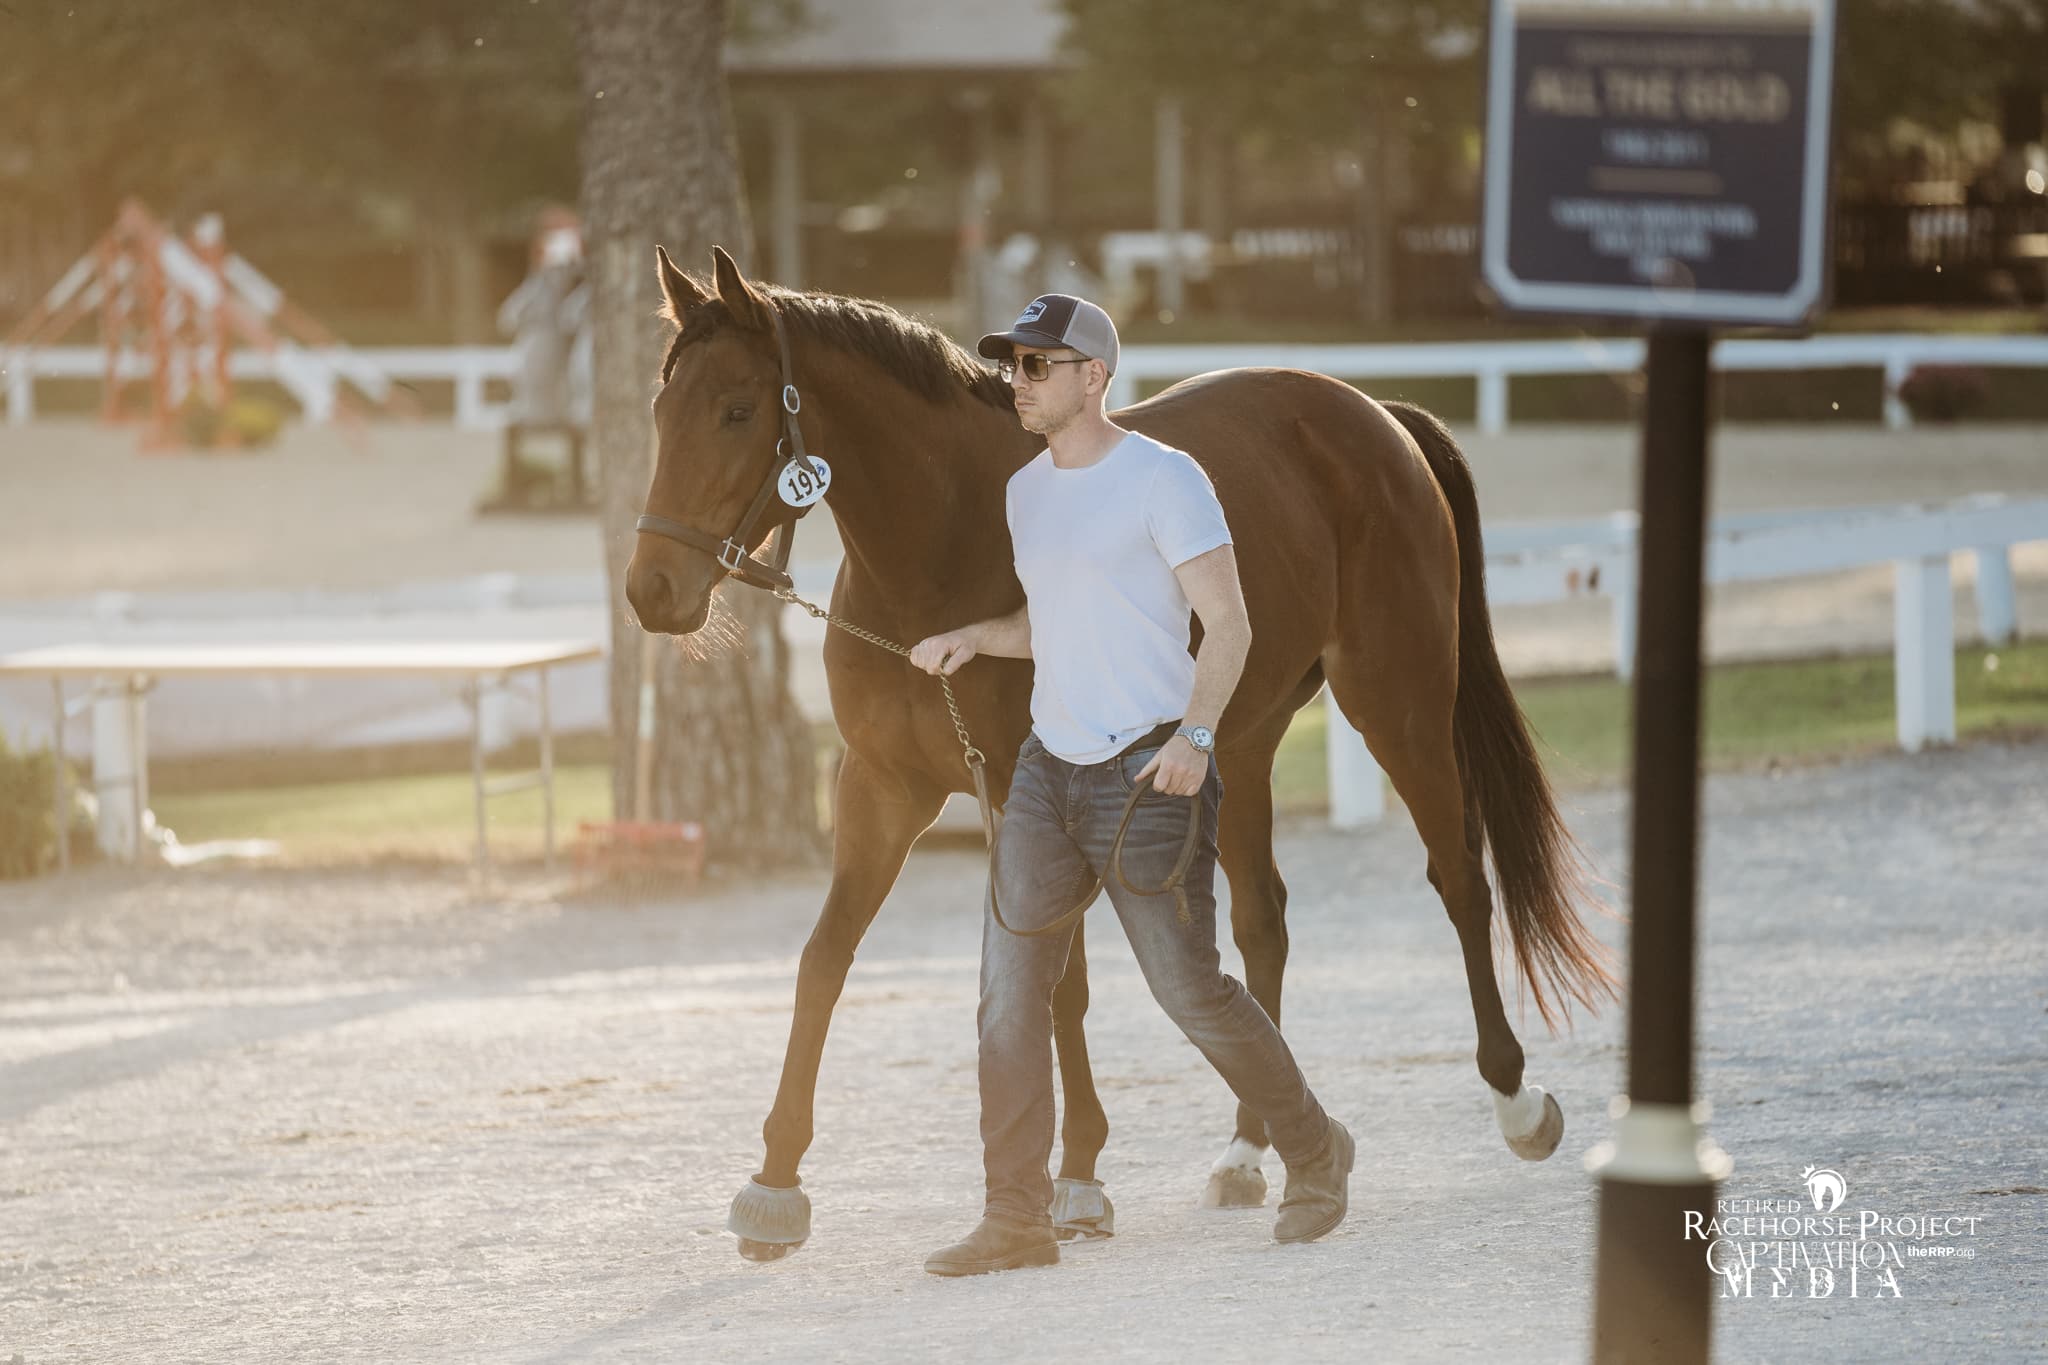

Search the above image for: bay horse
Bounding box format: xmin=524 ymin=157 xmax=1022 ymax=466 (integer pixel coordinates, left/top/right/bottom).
xmin=627 ymin=247 xmax=1617 ymax=1261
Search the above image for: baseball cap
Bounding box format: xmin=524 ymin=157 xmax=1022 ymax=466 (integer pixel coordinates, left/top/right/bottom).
xmin=977 ymin=294 xmax=1120 ymax=377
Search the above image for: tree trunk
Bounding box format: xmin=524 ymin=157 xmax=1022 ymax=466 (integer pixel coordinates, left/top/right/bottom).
xmin=572 ymin=0 xmax=827 ymax=872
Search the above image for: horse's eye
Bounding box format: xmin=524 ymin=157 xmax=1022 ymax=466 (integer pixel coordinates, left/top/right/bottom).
xmin=725 ymin=404 xmax=753 ymax=426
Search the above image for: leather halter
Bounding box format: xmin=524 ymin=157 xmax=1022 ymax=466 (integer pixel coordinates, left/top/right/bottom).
xmin=634 ymin=303 xmax=819 ymax=592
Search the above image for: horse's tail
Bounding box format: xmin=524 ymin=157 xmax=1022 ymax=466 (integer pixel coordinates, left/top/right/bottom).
xmin=1382 ymin=400 xmax=1620 ymax=1033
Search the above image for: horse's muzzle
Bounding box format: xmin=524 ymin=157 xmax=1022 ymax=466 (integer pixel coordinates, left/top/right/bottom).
xmin=626 ymin=559 xmax=710 ymax=634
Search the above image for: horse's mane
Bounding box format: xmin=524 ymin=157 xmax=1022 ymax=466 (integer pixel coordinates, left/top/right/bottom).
xmin=661 ymin=284 xmax=1015 ymax=412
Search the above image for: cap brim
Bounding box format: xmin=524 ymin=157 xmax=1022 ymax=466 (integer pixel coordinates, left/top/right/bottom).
xmin=975 ymin=328 xmax=1069 ymax=361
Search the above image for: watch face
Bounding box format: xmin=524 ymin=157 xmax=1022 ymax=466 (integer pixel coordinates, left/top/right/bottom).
xmin=1192 ymin=727 xmax=1214 ymax=748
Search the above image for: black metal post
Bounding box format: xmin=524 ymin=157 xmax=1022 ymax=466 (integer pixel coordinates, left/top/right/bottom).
xmin=1591 ymin=327 xmax=1722 ymax=1365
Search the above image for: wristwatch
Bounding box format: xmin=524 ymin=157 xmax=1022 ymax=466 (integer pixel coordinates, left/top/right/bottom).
xmin=1175 ymin=724 xmax=1215 ymax=754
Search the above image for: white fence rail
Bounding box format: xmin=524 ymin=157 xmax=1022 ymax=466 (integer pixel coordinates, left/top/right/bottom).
xmin=9 ymin=334 xmax=2048 ymax=433
xmin=3 ymin=345 xmax=518 ymax=430
xmin=1111 ymin=333 xmax=2048 ymax=433
xmin=1320 ymin=493 xmax=2047 ymax=827
xmin=1483 ymin=492 xmax=2031 ymax=678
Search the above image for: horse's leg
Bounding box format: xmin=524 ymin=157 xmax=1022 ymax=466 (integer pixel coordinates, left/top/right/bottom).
xmin=1322 ymin=634 xmax=1561 ymax=1161
xmin=1048 ymin=926 xmax=1115 ymax=1239
xmin=1201 ymin=715 xmax=1296 ymax=1209
xmin=729 ymin=747 xmax=949 ymax=1261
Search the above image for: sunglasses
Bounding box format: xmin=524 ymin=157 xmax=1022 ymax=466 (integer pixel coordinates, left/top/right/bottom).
xmin=998 ymin=353 xmax=1093 ymax=383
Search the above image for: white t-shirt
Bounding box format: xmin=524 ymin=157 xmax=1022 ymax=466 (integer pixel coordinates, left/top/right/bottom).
xmin=1005 ymin=430 xmax=1234 ymax=763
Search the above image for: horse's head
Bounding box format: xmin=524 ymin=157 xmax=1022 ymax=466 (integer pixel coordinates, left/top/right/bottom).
xmin=627 ymin=245 xmax=800 ymax=635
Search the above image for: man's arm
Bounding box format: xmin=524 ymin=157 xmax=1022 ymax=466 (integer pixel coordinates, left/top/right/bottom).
xmin=1133 ymin=541 xmax=1248 ymax=795
xmin=1172 ymin=543 xmax=1250 ymax=732
xmin=965 ymin=603 xmax=1032 ymax=660
xmin=909 ymin=602 xmax=1029 ymax=676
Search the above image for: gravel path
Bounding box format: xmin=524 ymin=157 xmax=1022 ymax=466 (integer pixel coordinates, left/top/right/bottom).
xmin=4 ymin=742 xmax=2043 ymax=1363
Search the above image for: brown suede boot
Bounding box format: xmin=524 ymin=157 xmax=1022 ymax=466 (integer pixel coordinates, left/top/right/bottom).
xmin=924 ymin=1214 xmax=1060 ymax=1276
xmin=1273 ymin=1118 xmax=1354 ymax=1244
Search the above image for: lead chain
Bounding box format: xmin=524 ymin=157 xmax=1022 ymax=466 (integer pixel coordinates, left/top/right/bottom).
xmin=773 ymin=585 xmax=985 ymax=767
xmin=770 ymin=582 xmax=1197 ymax=933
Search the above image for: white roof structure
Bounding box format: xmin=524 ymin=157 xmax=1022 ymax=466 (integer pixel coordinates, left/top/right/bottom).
xmin=727 ymin=0 xmax=1068 ymax=75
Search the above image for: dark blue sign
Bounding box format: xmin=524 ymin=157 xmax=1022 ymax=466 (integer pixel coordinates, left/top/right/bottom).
xmin=1481 ymin=1 xmax=1837 ymax=326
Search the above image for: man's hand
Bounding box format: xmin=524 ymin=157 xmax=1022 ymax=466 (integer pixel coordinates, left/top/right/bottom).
xmin=909 ymin=629 xmax=978 ymax=676
xmin=1135 ymin=735 xmax=1209 ymax=797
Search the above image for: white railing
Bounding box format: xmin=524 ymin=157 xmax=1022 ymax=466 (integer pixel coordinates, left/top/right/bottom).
xmin=1483 ymin=493 xmax=2029 ymax=678
xmin=8 ymin=333 xmax=2048 ymax=433
xmin=1110 ymin=333 xmax=2048 ymax=433
xmin=2 ymin=345 xmax=519 ymax=430
xmin=1323 ymin=493 xmax=2046 ymax=827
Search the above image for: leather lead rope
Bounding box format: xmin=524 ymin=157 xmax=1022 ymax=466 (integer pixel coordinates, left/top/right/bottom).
xmin=973 ymin=751 xmax=1204 ymax=938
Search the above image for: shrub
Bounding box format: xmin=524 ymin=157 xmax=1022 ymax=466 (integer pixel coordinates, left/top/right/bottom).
xmin=224 ymin=395 xmax=287 ymax=447
xmin=1895 ymin=365 xmax=1990 ymax=424
xmin=0 ymin=732 xmax=76 ymax=879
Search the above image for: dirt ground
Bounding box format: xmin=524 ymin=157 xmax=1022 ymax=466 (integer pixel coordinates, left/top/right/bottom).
xmin=3 ymin=741 xmax=2043 ymax=1363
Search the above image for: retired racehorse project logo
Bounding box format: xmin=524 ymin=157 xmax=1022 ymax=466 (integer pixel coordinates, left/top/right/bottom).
xmin=1685 ymin=1163 xmax=1984 ymax=1300
xmin=1802 ymin=1165 xmax=1847 ymax=1213
xmin=1017 ymin=300 xmax=1047 ymax=326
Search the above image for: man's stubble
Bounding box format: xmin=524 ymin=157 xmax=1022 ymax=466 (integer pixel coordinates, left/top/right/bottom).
xmin=1019 ymin=385 xmax=1088 ymax=438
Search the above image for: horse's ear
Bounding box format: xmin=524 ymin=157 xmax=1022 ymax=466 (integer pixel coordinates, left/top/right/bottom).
xmin=710 ymin=245 xmax=773 ymax=332
xmin=655 ymin=244 xmax=707 ymax=322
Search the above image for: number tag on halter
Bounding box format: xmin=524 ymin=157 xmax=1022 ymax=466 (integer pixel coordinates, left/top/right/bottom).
xmin=777 ymin=455 xmax=831 ymax=508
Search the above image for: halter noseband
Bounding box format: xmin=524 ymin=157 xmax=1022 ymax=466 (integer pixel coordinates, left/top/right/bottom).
xmin=634 ymin=302 xmax=820 ymax=593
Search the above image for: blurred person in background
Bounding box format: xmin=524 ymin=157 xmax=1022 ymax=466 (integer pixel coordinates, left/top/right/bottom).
xmin=498 ymin=212 xmax=591 ymax=431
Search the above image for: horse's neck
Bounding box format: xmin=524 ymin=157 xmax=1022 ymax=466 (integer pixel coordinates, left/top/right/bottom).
xmin=810 ymin=361 xmax=1031 ymax=620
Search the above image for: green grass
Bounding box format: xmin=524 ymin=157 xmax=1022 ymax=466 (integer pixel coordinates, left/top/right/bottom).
xmin=153 ymin=763 xmax=620 ymax=865
xmin=1271 ymin=640 xmax=2048 ymax=814
xmin=150 ymin=642 xmax=2048 ymax=863
xmin=151 ymin=722 xmax=846 ymax=866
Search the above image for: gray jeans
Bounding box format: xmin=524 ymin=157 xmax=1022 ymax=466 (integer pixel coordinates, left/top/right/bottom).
xmin=978 ymin=730 xmax=1330 ymax=1225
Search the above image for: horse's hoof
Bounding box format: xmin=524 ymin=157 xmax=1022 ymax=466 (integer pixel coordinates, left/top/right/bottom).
xmin=728 ymin=1177 xmax=811 ymax=1257
xmin=1051 ymin=1177 xmax=1114 ymax=1241
xmin=1201 ymin=1165 xmax=1269 ymax=1209
xmin=1503 ymin=1089 xmax=1565 ymax=1162
xmin=737 ymin=1237 xmax=803 ymax=1262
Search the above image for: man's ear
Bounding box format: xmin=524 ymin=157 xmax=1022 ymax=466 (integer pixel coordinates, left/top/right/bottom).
xmin=711 ymin=245 xmax=774 ymax=332
xmin=655 ymin=245 xmax=708 ymax=321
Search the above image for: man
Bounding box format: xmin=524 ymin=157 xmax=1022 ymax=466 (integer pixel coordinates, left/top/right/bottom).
xmin=908 ymin=295 xmax=1353 ymax=1276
